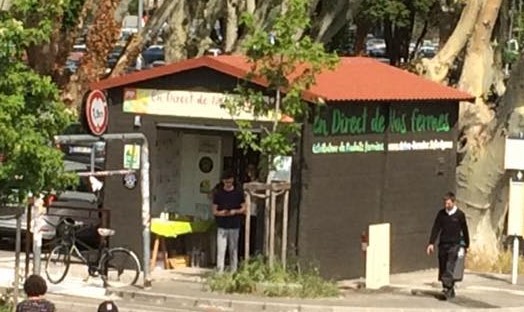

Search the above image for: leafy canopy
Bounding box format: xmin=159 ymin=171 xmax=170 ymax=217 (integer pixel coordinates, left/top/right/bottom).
xmin=228 ymin=0 xmax=338 ymax=159
xmin=0 ymin=1 xmax=75 ymax=204
xmin=357 ymin=0 xmax=436 ymax=26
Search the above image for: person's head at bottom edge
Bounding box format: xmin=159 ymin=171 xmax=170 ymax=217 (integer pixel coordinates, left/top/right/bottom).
xmin=23 ymin=274 xmax=47 ymax=298
xmin=97 ymin=300 xmax=119 ymax=312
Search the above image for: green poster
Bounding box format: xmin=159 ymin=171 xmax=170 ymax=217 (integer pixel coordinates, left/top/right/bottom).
xmin=123 ymin=144 xmax=141 ymax=169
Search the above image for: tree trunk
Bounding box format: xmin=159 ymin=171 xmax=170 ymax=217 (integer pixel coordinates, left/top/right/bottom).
xmin=458 ymin=0 xmax=502 ymax=133
xmin=246 ymin=0 xmax=255 ymax=14
xmin=164 ymin=1 xmax=189 ymax=62
xmin=61 ymin=0 xmax=122 ymax=108
xmin=110 ymin=0 xmax=181 ymax=76
xmin=354 ymin=17 xmax=370 ymax=56
xmin=457 ymin=51 xmax=524 ymax=264
xmin=311 ymin=0 xmax=359 ymax=44
xmin=53 ymin=0 xmax=96 ymax=87
xmin=418 ymin=0 xmax=509 ymax=266
xmin=225 ymin=0 xmax=240 ymax=52
xmin=419 ymin=0 xmax=484 ymax=83
xmin=187 ymin=0 xmax=223 ymax=58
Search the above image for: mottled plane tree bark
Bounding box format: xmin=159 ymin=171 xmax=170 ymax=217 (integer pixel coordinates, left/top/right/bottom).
xmin=418 ymin=0 xmax=509 ymax=264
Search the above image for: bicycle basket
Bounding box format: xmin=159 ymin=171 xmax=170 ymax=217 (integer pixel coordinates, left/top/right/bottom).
xmin=55 ymin=219 xmax=74 ymax=238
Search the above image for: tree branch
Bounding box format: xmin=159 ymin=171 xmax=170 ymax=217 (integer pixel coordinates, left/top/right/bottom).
xmin=312 ymin=0 xmax=359 ymax=44
xmin=420 ymin=0 xmax=483 ymax=83
xmin=110 ymin=0 xmax=182 ymax=76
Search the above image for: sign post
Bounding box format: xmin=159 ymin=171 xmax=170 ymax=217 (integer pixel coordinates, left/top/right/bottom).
xmin=504 ymin=136 xmax=524 ymax=285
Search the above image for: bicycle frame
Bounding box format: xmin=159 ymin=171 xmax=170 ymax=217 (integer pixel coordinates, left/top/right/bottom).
xmin=46 ymin=219 xmax=141 ymax=287
xmin=54 ymin=220 xmax=106 ymax=269
xmin=66 ymin=243 xmax=89 ymax=264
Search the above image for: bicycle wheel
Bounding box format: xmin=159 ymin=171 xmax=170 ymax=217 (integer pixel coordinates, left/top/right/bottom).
xmin=45 ymin=244 xmax=71 ymax=284
xmin=100 ymin=247 xmax=141 ymax=287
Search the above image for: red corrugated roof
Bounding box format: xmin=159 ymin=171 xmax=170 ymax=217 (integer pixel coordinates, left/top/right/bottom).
xmin=90 ymin=55 xmax=474 ymax=102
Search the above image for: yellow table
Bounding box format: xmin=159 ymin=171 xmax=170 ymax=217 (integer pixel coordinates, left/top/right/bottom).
xmin=150 ymin=218 xmax=214 ymax=270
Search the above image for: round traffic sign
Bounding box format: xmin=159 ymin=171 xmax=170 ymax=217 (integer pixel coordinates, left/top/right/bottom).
xmin=85 ymin=90 xmax=109 ymax=136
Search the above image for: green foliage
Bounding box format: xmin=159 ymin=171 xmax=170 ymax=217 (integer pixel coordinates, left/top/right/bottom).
xmin=129 ymin=0 xmax=139 ymax=15
xmin=62 ymin=0 xmax=86 ymax=31
xmin=358 ymin=0 xmax=436 ymax=26
xmin=0 ymin=287 xmax=13 ymax=311
xmin=207 ymin=256 xmax=339 ymax=298
xmin=0 ymin=2 xmax=75 ymax=204
xmin=10 ymin=0 xmax=84 ymax=35
xmin=226 ymin=0 xmax=338 ymax=159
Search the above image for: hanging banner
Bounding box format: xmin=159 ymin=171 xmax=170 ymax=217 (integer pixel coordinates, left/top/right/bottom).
xmin=123 ymin=88 xmax=285 ymax=122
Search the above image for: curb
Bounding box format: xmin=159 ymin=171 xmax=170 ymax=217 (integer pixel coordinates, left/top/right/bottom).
xmin=47 ymin=294 xmax=202 ymax=312
xmin=106 ymin=286 xmax=524 ymax=312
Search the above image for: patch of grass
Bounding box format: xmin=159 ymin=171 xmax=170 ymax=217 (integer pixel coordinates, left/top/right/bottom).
xmin=466 ymin=248 xmax=524 ymax=274
xmin=0 ymin=305 xmax=11 ymax=312
xmin=0 ymin=288 xmax=13 ymax=312
xmin=206 ymin=256 xmax=339 ymax=298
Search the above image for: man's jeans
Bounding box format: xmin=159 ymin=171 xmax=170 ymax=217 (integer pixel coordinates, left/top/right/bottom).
xmin=216 ymin=228 xmax=239 ymax=273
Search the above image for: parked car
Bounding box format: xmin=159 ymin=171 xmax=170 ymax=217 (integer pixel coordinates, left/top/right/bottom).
xmin=0 ymin=160 xmax=104 ymax=248
xmin=141 ymin=45 xmax=164 ymax=66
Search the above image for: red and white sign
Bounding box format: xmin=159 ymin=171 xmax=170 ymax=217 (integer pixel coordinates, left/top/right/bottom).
xmin=85 ymin=90 xmax=109 ymax=136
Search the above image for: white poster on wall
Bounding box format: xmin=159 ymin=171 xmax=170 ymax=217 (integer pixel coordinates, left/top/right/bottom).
xmin=179 ymin=134 xmax=222 ymax=220
xmin=267 ymin=156 xmax=292 ymax=182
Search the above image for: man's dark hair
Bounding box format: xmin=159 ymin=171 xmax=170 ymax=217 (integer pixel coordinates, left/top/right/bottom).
xmin=444 ymin=192 xmax=456 ymax=202
xmin=221 ymin=170 xmax=235 ymax=180
xmin=23 ymin=274 xmax=47 ymax=297
xmin=97 ymin=300 xmax=119 ymax=312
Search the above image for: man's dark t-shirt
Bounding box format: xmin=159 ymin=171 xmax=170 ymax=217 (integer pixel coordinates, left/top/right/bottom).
xmin=16 ymin=299 xmax=55 ymax=312
xmin=213 ymin=187 xmax=245 ymax=229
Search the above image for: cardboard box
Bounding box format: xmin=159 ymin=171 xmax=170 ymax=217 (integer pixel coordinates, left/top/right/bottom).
xmin=168 ymin=255 xmax=189 ymax=268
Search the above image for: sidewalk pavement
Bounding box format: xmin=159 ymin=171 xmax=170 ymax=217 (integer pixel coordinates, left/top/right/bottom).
xmin=1 ymin=252 xmax=524 ymax=312
xmin=105 ymin=267 xmax=524 ymax=312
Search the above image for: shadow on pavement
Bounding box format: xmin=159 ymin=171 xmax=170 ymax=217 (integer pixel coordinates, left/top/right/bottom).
xmin=411 ymin=289 xmax=447 ymax=301
xmin=410 ymin=289 xmax=500 ymax=309
xmin=449 ymin=296 xmax=500 ymax=309
xmin=470 ymin=272 xmax=510 ymax=283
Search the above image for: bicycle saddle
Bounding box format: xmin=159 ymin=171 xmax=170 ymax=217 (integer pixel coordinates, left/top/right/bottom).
xmin=97 ymin=228 xmax=116 ymax=237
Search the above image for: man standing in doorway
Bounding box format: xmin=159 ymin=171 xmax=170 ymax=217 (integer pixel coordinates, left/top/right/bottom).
xmin=212 ymin=171 xmax=246 ymax=273
xmin=426 ymin=192 xmax=470 ymax=299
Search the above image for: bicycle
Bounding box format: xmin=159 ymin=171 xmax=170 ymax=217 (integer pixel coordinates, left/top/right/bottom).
xmin=45 ymin=218 xmax=141 ymax=287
